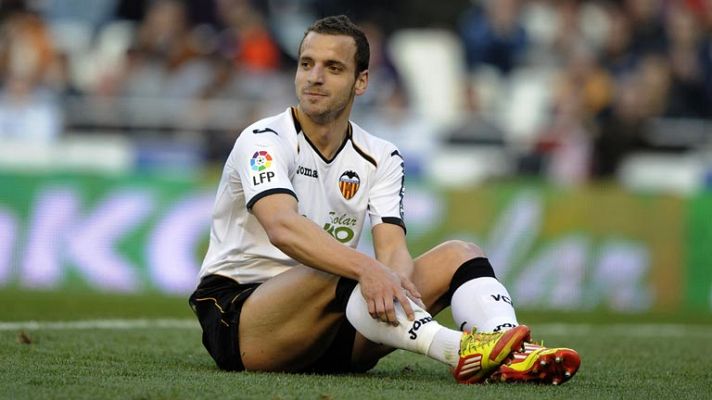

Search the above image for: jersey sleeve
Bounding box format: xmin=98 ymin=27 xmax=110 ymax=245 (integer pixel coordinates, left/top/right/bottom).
xmin=368 ymin=148 xmax=406 ymax=233
xmin=228 ymin=127 xmax=297 ymax=209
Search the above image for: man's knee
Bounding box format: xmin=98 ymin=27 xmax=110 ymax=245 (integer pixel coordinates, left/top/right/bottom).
xmin=437 ymin=240 xmax=486 ymax=270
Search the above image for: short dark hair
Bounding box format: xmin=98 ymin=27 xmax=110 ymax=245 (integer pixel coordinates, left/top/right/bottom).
xmin=299 ymin=15 xmax=370 ymax=76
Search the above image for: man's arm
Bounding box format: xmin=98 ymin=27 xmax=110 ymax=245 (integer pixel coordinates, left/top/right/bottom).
xmin=251 ymin=193 xmax=419 ymax=325
xmin=372 ymin=223 xmax=424 ymax=307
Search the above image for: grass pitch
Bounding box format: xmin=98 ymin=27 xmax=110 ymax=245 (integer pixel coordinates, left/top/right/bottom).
xmin=2 ymin=289 xmax=711 ymax=400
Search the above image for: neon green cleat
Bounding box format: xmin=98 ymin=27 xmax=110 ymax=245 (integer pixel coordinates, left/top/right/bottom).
xmin=452 ymin=325 xmax=530 ymax=384
xmin=490 ymin=341 xmax=581 ymax=385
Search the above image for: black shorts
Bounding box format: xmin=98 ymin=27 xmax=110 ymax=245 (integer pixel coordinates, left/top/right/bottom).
xmin=188 ymin=274 xmax=360 ymax=373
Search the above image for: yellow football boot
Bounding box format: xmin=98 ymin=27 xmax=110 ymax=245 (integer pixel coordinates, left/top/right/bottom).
xmin=452 ymin=325 xmax=530 ymax=384
xmin=490 ymin=341 xmax=581 ymax=385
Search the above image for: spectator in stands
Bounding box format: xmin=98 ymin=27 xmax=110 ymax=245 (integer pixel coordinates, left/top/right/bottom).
xmin=600 ymin=4 xmax=638 ymax=79
xmin=121 ymin=0 xmax=212 ymax=99
xmin=458 ymin=0 xmax=528 ymax=75
xmin=216 ymin=0 xmax=281 ymax=73
xmin=351 ymin=20 xmax=401 ymax=111
xmin=625 ymin=0 xmax=667 ymax=57
xmin=197 ymin=0 xmax=290 ymax=107
xmin=664 ymin=2 xmax=709 ymax=117
xmin=0 ymin=5 xmax=62 ymax=142
xmin=537 ymin=45 xmax=609 ymax=185
xmin=592 ymin=68 xmax=653 ymax=178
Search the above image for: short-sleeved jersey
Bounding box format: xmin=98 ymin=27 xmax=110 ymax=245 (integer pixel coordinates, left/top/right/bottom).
xmin=199 ymin=108 xmax=406 ymax=283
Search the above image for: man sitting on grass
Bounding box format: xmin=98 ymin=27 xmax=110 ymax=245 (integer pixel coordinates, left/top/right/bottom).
xmin=189 ymin=15 xmax=580 ymax=384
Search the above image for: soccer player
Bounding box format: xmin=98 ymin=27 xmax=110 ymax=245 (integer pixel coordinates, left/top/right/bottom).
xmin=189 ymin=15 xmax=580 ymax=384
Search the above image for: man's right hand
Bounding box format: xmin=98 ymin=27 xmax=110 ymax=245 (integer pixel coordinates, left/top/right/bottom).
xmin=357 ymin=262 xmax=420 ymax=326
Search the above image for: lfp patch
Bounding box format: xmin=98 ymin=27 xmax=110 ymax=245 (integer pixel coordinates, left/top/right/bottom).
xmin=250 ymin=151 xmax=272 ymax=171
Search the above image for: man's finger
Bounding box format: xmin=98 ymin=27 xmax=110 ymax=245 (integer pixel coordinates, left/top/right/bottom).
xmin=368 ymin=299 xmax=377 ymax=319
xmin=375 ymin=298 xmax=387 ymax=323
xmin=384 ymin=297 xmax=398 ymax=326
xmin=407 ymin=291 xmax=426 ymax=309
xmin=403 ymin=279 xmax=422 ymax=300
xmin=396 ymin=292 xmax=415 ymax=321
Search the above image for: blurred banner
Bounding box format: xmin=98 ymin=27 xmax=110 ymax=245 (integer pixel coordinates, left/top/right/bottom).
xmin=1 ymin=170 xmax=710 ymax=313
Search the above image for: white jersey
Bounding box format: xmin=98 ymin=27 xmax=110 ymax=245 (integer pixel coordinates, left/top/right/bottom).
xmin=200 ymin=108 xmax=406 ymax=283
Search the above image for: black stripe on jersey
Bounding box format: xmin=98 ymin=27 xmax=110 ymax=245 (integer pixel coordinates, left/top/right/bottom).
xmin=289 ymin=108 xmax=301 ymax=153
xmin=246 ymin=188 xmax=298 ymax=210
xmin=394 ymin=150 xmax=405 ymax=222
xmin=290 ymin=107 xmax=302 ymax=133
xmin=290 ymin=107 xmax=351 ymax=164
xmin=350 ymin=134 xmax=377 ymax=168
xmin=382 ymin=217 xmax=407 ymax=234
xmin=303 ymin=128 xmax=350 ymax=164
xmin=301 ymin=124 xmax=350 ymax=164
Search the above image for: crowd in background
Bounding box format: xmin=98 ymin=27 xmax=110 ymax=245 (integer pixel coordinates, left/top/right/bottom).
xmin=0 ymin=0 xmax=711 ymax=185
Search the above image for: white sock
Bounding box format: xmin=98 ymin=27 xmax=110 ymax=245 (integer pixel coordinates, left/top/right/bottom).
xmin=426 ymin=328 xmax=462 ymax=367
xmin=451 ymin=277 xmax=519 ymax=332
xmin=346 ymin=284 xmax=462 ymax=366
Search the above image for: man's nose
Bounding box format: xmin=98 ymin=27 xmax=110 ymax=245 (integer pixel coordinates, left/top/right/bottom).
xmin=308 ymin=65 xmax=324 ymax=84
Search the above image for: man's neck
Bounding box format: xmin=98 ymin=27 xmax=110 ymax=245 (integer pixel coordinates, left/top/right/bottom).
xmin=295 ymin=106 xmax=350 ymax=160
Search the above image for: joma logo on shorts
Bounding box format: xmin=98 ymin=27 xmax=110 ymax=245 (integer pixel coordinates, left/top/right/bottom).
xmin=408 ymin=316 xmax=433 ymax=340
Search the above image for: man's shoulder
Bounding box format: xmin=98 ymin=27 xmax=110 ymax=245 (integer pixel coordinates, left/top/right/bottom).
xmin=350 ymin=121 xmax=400 ymax=163
xmin=242 ymin=108 xmax=296 ymax=138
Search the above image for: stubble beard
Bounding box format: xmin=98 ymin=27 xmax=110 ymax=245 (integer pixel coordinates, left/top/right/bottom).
xmin=299 ymin=86 xmax=356 ymax=125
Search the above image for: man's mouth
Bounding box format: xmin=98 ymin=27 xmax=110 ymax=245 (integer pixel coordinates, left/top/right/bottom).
xmin=303 ymin=89 xmax=327 ymax=97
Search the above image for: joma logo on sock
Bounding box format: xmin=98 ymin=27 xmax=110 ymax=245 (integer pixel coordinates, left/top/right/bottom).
xmin=491 ymin=294 xmax=513 ymax=305
xmin=408 ymin=316 xmax=433 ymax=339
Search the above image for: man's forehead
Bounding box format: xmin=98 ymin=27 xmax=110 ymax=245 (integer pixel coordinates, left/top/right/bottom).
xmin=300 ymin=32 xmax=357 ymax=61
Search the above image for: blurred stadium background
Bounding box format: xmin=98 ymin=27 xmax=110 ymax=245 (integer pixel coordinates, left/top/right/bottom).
xmin=1 ymin=0 xmax=711 ymax=315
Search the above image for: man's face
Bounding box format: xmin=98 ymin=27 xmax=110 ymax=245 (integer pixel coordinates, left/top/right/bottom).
xmin=295 ymin=32 xmax=368 ymax=123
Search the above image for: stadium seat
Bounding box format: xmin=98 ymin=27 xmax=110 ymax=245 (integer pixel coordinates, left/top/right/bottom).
xmin=388 ymin=29 xmax=467 ymax=129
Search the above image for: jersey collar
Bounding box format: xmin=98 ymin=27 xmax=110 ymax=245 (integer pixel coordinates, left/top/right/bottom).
xmin=290 ymin=107 xmax=352 ymax=164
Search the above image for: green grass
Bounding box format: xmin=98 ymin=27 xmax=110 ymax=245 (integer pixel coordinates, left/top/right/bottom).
xmin=2 ymin=289 xmax=712 ymax=400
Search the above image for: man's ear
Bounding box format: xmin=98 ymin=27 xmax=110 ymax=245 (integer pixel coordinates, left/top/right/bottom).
xmin=354 ymin=70 xmax=369 ymax=95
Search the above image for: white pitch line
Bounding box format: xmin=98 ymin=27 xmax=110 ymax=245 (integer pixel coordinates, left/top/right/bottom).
xmin=0 ymin=318 xmax=199 ymax=331
xmin=0 ymin=320 xmax=711 ymax=337
xmin=531 ymin=323 xmax=712 ymax=338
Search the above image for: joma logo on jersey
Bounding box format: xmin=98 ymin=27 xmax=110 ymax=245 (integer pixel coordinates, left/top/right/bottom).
xmin=297 ymin=165 xmax=318 ymax=178
xmin=338 ymin=170 xmax=360 ymax=200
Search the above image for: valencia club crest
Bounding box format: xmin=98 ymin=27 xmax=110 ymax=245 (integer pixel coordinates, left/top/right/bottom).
xmin=338 ymin=170 xmax=360 ymax=200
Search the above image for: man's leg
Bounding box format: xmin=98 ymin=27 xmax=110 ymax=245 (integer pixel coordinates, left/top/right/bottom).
xmin=238 ymin=244 xmax=528 ymax=382
xmin=344 ymin=240 xmax=530 ymax=384
xmin=238 ymin=265 xmax=348 ymax=372
xmin=350 ymin=240 xmax=579 ymax=384
xmin=350 ymin=240 xmax=499 ymax=367
xmin=238 ymin=240 xmax=498 ymax=372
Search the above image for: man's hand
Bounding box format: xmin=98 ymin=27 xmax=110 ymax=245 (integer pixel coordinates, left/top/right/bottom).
xmin=252 ymin=194 xmax=425 ymax=325
xmin=358 ymin=262 xmax=422 ymax=326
